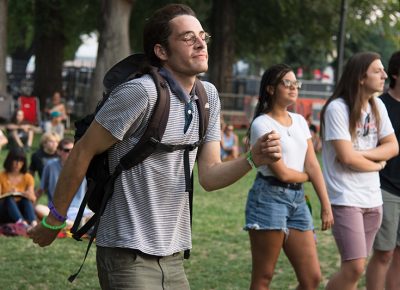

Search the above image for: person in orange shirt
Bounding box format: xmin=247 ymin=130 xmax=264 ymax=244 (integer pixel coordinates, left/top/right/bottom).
xmin=0 ymin=148 xmax=37 ymax=227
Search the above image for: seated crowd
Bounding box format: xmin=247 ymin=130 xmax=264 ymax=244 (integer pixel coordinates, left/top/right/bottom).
xmin=0 ymin=105 xmax=92 ymax=235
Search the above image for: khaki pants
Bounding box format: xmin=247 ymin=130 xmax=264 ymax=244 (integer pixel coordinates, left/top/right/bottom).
xmin=96 ymin=246 xmax=190 ymax=290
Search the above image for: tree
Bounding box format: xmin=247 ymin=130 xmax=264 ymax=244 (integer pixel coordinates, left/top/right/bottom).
xmin=7 ymin=1 xmax=35 ymax=87
xmin=32 ymin=0 xmax=99 ymax=110
xmin=0 ymin=0 xmax=8 ymax=95
xmin=208 ymin=0 xmax=235 ymax=93
xmin=87 ymin=0 xmax=134 ymax=112
xmin=33 ymin=0 xmax=66 ymax=108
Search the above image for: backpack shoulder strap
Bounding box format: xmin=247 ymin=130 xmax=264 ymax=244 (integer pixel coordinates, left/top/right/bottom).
xmin=118 ymin=67 xmax=170 ymax=169
xmin=182 ymin=78 xmax=209 ymax=260
xmin=194 ymin=78 xmax=210 ymax=141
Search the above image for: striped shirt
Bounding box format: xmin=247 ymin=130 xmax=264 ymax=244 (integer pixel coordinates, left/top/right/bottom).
xmin=95 ymin=74 xmax=221 ymax=256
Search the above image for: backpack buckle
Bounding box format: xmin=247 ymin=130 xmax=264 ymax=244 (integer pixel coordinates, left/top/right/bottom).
xmin=149 ymin=137 xmax=160 ymax=145
xmin=188 ymin=139 xmax=203 ymax=151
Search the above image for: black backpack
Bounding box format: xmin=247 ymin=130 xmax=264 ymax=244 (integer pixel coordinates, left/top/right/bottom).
xmin=68 ymin=53 xmax=209 ymax=282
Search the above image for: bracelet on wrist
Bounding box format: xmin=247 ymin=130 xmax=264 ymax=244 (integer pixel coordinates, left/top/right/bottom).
xmin=246 ymin=151 xmax=256 ymax=169
xmin=48 ymin=201 xmax=67 ymax=222
xmin=41 ymin=216 xmax=66 ymax=231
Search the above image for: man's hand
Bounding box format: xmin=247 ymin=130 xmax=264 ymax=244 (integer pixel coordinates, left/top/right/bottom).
xmin=27 ymin=216 xmax=61 ymax=247
xmin=251 ymin=130 xmax=281 ymax=166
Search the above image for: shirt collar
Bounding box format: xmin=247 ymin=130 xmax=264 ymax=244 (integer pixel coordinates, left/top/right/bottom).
xmin=158 ymin=67 xmax=197 ymax=103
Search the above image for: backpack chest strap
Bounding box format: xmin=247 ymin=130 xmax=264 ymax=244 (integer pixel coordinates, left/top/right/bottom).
xmin=150 ymin=137 xmax=204 ymax=152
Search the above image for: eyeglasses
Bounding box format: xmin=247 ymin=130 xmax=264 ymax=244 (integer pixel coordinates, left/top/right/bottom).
xmin=280 ymin=79 xmax=302 ymax=89
xmin=60 ymin=148 xmax=72 ymax=153
xmin=363 ymin=113 xmax=370 ymax=137
xmin=181 ymin=31 xmax=211 ymax=46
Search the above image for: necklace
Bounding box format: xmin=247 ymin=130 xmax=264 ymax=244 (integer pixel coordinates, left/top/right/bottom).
xmin=267 ymin=112 xmax=292 ymax=137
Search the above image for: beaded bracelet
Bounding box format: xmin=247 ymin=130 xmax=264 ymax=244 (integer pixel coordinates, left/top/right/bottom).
xmin=41 ymin=216 xmax=67 ymax=231
xmin=48 ymin=201 xmax=67 ymax=222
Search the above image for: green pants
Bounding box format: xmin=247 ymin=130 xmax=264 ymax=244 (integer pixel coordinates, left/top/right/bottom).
xmin=96 ymin=246 xmax=190 ymax=290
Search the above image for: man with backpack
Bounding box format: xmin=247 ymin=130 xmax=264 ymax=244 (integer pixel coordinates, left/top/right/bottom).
xmin=28 ymin=4 xmax=281 ymax=289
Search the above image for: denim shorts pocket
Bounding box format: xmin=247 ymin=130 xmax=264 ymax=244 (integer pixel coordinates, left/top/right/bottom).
xmin=258 ymin=184 xmax=291 ymax=206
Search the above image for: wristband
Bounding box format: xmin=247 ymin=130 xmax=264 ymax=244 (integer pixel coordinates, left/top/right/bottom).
xmin=246 ymin=151 xmax=256 ymax=169
xmin=41 ymin=216 xmax=66 ymax=231
xmin=48 ymin=201 xmax=67 ymax=222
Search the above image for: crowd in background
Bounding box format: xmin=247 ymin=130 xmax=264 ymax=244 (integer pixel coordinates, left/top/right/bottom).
xmin=0 ymin=90 xmax=92 ymax=234
xmin=1 ymin=47 xmax=400 ymax=290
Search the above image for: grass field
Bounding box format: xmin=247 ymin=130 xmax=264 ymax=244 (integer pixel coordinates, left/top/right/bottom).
xmin=0 ymin=133 xmax=369 ymax=289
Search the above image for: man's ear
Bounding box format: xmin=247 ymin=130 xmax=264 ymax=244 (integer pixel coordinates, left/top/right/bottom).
xmin=154 ymin=44 xmax=168 ymax=61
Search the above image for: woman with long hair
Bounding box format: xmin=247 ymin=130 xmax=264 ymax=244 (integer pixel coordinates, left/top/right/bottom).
xmin=244 ymin=64 xmax=333 ymax=289
xmin=6 ymin=109 xmax=34 ymax=152
xmin=0 ymin=148 xmax=37 ymax=226
xmin=320 ymin=52 xmax=399 ymax=290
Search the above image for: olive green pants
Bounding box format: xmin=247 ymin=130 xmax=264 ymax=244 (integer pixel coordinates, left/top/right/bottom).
xmin=96 ymin=246 xmax=190 ymax=290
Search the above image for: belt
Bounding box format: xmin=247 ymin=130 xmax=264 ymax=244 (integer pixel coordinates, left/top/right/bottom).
xmin=257 ymin=173 xmax=302 ymax=190
xmin=134 ymin=249 xmax=181 ymax=259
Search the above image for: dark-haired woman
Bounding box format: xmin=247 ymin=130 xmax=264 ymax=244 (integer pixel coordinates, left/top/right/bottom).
xmin=320 ymin=52 xmax=399 ymax=290
xmin=244 ymin=64 xmax=333 ymax=289
xmin=0 ymin=149 xmax=37 ymax=226
xmin=6 ymin=109 xmax=34 ymax=152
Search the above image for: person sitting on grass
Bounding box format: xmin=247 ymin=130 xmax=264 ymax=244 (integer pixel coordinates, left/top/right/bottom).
xmin=29 ymin=132 xmax=60 ymax=180
xmin=35 ymin=138 xmax=92 ymax=228
xmin=45 ymin=91 xmax=68 ymax=124
xmin=0 ymin=128 xmax=8 ymax=150
xmin=220 ymin=124 xmax=239 ymax=161
xmin=43 ymin=111 xmax=64 ymax=139
xmin=6 ymin=109 xmax=35 ymax=153
xmin=0 ymin=148 xmax=37 ymax=227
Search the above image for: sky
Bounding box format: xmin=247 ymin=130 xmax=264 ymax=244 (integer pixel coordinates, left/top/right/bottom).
xmin=75 ymin=33 xmax=98 ymax=59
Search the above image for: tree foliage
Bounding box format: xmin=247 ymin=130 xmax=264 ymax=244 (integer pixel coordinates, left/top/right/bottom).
xmin=234 ymin=0 xmax=399 ymax=77
xmin=7 ymin=0 xmax=35 ymax=81
xmin=32 ymin=0 xmax=99 ymax=108
xmin=3 ymin=0 xmax=399 ymax=107
xmin=0 ymin=0 xmax=8 ymax=94
xmin=7 ymin=0 xmax=35 ymax=53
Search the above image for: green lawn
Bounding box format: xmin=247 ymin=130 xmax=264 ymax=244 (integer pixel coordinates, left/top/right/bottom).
xmin=0 ymin=133 xmax=368 ymax=290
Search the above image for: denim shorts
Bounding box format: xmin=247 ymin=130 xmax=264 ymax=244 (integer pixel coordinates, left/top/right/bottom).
xmin=244 ymin=175 xmax=314 ymax=233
